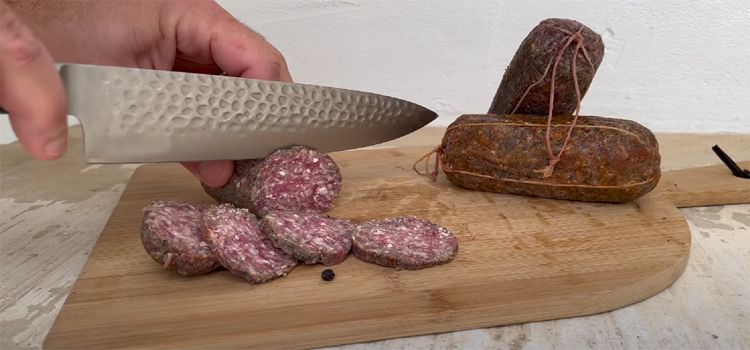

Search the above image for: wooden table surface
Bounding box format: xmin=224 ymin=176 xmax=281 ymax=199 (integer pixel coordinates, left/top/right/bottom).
xmin=2 ymin=125 xmax=749 ymax=350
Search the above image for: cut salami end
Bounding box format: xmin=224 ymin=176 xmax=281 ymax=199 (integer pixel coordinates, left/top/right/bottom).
xmin=250 ymin=146 xmax=342 ymax=217
xmin=352 ymin=216 xmax=459 ymax=271
xmin=203 ymin=203 xmax=298 ymax=284
xmin=140 ymin=199 xmax=220 ymax=276
xmin=260 ymin=211 xmax=355 ymax=266
xmin=201 ymin=159 xmax=261 ymax=212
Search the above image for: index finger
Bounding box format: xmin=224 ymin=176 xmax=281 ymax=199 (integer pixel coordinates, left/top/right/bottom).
xmin=171 ymin=4 xmax=293 ymax=83
xmin=210 ymin=20 xmax=294 ymax=83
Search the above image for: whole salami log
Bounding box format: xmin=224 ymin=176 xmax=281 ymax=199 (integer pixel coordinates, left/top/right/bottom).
xmin=416 ymin=114 xmax=661 ymax=203
xmin=351 ymin=216 xmax=459 ymax=271
xmin=203 ymin=203 xmax=298 ymax=283
xmin=140 ymin=199 xmax=220 ymax=276
xmin=487 ymin=18 xmax=605 ymax=116
xmin=201 ymin=146 xmax=342 ymax=217
xmin=260 ymin=211 xmax=355 ymax=266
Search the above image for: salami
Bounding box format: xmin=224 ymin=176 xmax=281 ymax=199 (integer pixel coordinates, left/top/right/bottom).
xmin=487 ymin=18 xmax=605 ymax=116
xmin=351 ymin=216 xmax=459 ymax=270
xmin=200 ymin=146 xmax=342 ymax=217
xmin=260 ymin=211 xmax=355 ymax=266
xmin=201 ymin=159 xmax=261 ymax=212
xmin=203 ymin=203 xmax=298 ymax=283
xmin=250 ymin=146 xmax=343 ymax=217
xmin=423 ymin=113 xmax=661 ymax=203
xmin=140 ymin=199 xmax=220 ymax=276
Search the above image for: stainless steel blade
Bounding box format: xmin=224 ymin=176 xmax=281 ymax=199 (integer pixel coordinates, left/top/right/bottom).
xmin=59 ymin=63 xmax=438 ymax=163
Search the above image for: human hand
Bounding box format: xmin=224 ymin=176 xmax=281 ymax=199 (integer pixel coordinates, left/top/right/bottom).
xmin=3 ymin=0 xmax=293 ymax=187
xmin=0 ymin=1 xmax=68 ymax=160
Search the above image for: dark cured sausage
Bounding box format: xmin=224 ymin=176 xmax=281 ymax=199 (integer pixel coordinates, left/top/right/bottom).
xmin=424 ymin=114 xmax=661 ymax=203
xmin=487 ymin=18 xmax=605 ymax=116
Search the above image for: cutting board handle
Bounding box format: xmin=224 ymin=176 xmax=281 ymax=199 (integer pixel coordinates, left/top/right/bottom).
xmin=658 ymin=159 xmax=750 ymax=208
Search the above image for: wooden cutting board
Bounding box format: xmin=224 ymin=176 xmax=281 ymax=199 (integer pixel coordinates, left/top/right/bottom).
xmin=43 ymin=146 xmax=749 ymax=350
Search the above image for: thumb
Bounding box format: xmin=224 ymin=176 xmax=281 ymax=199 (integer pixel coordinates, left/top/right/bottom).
xmin=0 ymin=2 xmax=68 ymax=160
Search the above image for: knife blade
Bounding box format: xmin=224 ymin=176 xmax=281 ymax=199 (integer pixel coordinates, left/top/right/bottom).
xmin=2 ymin=63 xmax=438 ymax=163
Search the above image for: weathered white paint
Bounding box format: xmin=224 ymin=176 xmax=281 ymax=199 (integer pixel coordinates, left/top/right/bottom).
xmin=2 ymin=0 xmax=748 ymax=145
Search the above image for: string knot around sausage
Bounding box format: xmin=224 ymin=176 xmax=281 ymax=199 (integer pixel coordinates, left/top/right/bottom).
xmin=415 ymin=22 xmax=597 ymax=181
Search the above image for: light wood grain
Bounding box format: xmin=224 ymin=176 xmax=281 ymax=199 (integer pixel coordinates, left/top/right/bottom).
xmin=657 ymin=161 xmax=750 ymax=208
xmin=43 ymin=146 xmax=693 ymax=350
xmin=3 ymin=126 xmax=750 ymax=350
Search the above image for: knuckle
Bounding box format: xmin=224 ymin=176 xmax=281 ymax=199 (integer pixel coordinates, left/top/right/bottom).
xmin=266 ymin=60 xmax=283 ymax=81
xmin=0 ymin=8 xmax=43 ymax=65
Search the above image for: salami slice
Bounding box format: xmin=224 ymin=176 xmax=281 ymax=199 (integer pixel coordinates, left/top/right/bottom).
xmin=352 ymin=216 xmax=459 ymax=270
xmin=250 ymin=146 xmax=342 ymax=217
xmin=201 ymin=159 xmax=261 ymax=212
xmin=200 ymin=146 xmax=342 ymax=217
xmin=140 ymin=199 xmax=220 ymax=276
xmin=260 ymin=211 xmax=355 ymax=266
xmin=203 ymin=203 xmax=298 ymax=283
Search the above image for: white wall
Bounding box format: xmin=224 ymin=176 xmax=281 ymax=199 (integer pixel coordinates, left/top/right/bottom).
xmin=2 ymin=0 xmax=749 ymax=145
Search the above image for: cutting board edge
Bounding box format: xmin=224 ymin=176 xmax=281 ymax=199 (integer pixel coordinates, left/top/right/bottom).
xmin=41 ymin=243 xmax=692 ymax=350
xmin=274 ymin=246 xmax=694 ymax=350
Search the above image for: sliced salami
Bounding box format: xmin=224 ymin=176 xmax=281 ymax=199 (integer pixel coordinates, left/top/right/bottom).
xmin=250 ymin=146 xmax=342 ymax=217
xmin=203 ymin=203 xmax=298 ymax=283
xmin=140 ymin=199 xmax=219 ymax=276
xmin=260 ymin=211 xmax=355 ymax=266
xmin=200 ymin=146 xmax=342 ymax=217
xmin=201 ymin=159 xmax=261 ymax=212
xmin=352 ymin=216 xmax=459 ymax=270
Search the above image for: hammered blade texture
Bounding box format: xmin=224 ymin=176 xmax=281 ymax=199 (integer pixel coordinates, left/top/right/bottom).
xmin=62 ymin=64 xmax=437 ymax=163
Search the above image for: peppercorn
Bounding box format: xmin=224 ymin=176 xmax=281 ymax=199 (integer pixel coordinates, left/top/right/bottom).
xmin=321 ymin=269 xmax=335 ymax=281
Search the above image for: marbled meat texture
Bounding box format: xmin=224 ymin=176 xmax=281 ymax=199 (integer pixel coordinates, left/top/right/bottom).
xmin=140 ymin=199 xmax=220 ymax=276
xmin=352 ymin=216 xmax=459 ymax=271
xmin=260 ymin=211 xmax=355 ymax=266
xmin=250 ymin=146 xmax=343 ymax=217
xmin=487 ymin=18 xmax=605 ymax=116
xmin=203 ymin=203 xmax=298 ymax=283
xmin=201 ymin=159 xmax=261 ymax=211
xmin=200 ymin=146 xmax=342 ymax=217
xmin=440 ymin=114 xmax=661 ymax=203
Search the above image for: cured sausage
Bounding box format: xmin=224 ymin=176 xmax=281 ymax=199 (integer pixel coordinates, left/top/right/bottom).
xmin=425 ymin=113 xmax=661 ymax=203
xmin=203 ymin=203 xmax=298 ymax=283
xmin=250 ymin=146 xmax=343 ymax=217
xmin=351 ymin=216 xmax=459 ymax=270
xmin=201 ymin=146 xmax=342 ymax=217
xmin=201 ymin=159 xmax=261 ymax=212
xmin=260 ymin=211 xmax=355 ymax=266
xmin=140 ymin=199 xmax=220 ymax=276
xmin=487 ymin=18 xmax=605 ymax=116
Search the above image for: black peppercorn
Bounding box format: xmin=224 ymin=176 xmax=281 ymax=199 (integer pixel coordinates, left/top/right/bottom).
xmin=321 ymin=269 xmax=335 ymax=281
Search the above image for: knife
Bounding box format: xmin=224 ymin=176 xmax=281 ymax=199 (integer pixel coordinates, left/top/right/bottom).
xmin=0 ymin=63 xmax=438 ymax=163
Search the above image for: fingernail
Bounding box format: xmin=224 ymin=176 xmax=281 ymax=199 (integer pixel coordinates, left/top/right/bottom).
xmin=44 ymin=136 xmax=66 ymax=158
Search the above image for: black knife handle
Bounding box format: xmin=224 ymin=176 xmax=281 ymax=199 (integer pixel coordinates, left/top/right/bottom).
xmin=712 ymin=144 xmax=750 ymax=179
